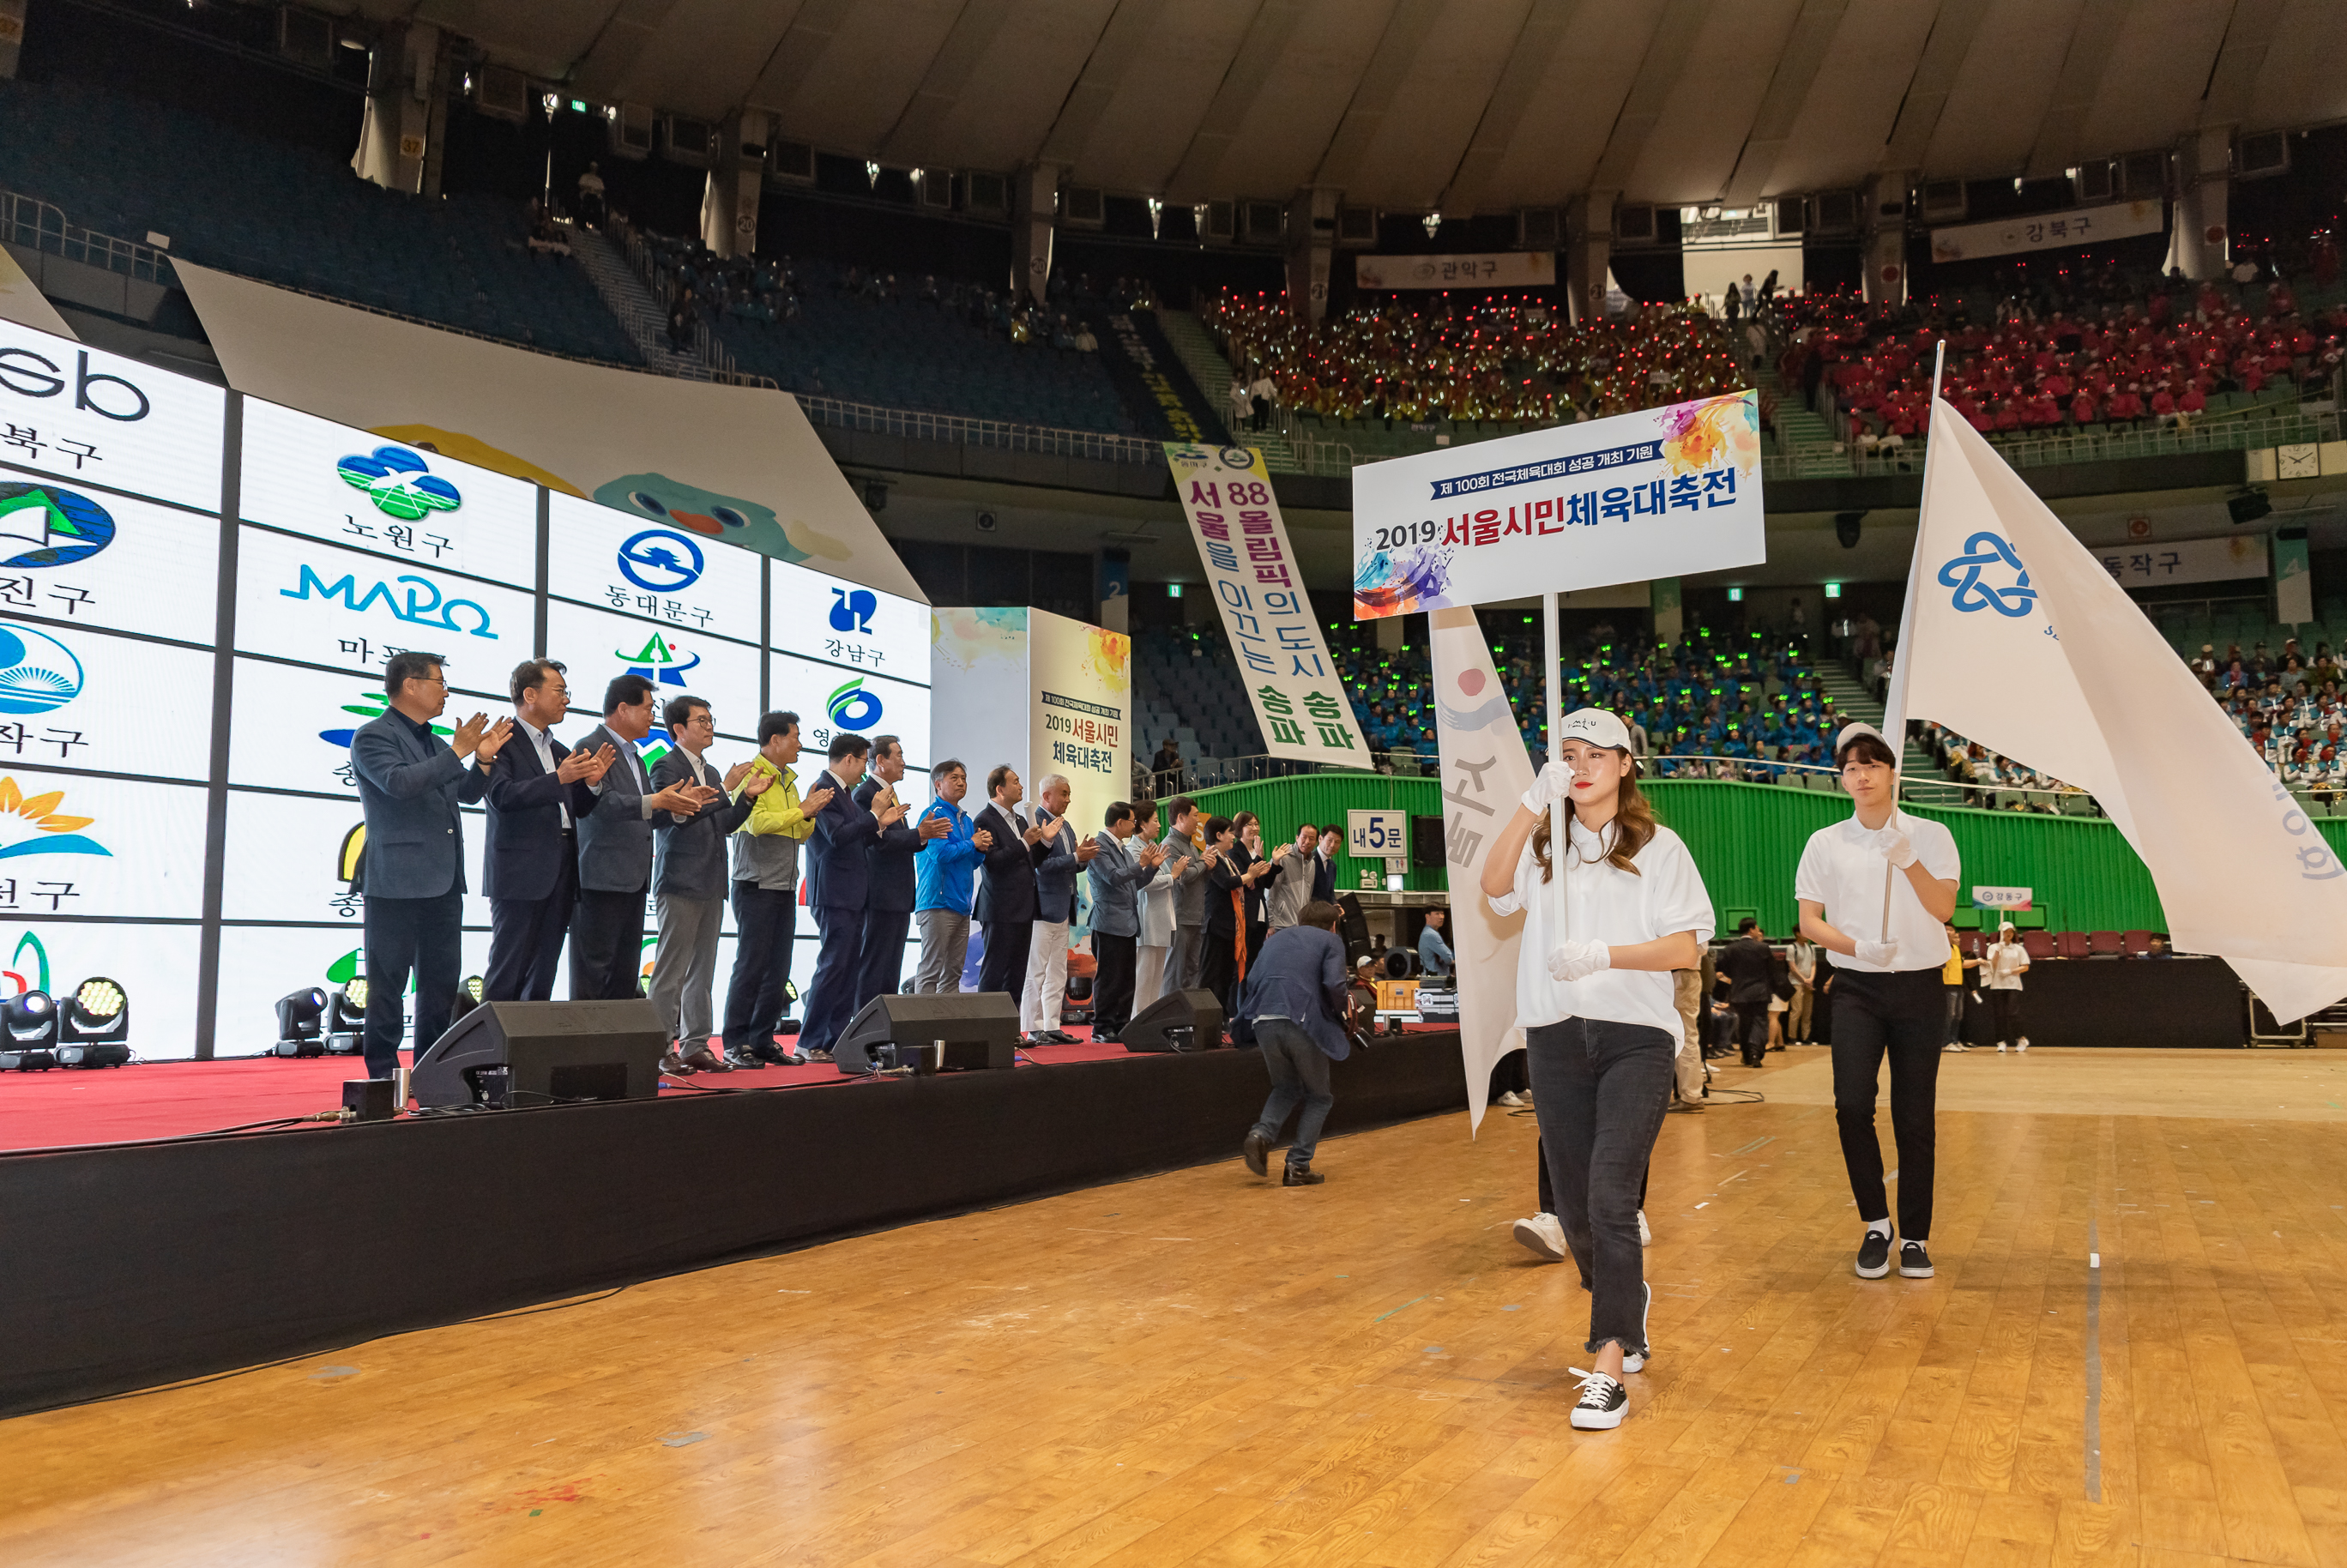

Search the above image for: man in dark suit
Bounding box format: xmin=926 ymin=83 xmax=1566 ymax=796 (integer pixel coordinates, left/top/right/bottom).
xmin=853 ymin=734 xmax=949 ymax=1013
xmin=1235 ymin=901 xmax=1355 ymax=1186
xmin=648 ymin=694 xmax=763 ymax=1072
xmin=1718 ymin=917 xmax=1777 ymax=1069
xmin=570 ymin=673 xmax=717 ymax=1002
xmin=483 ymin=659 xmax=607 ymax=1003
xmin=1312 ymin=825 xmax=1340 ymax=904
xmin=972 ymin=763 xmax=1050 ymax=1002
xmin=797 ymin=733 xmax=902 ymax=1061
xmin=349 ymin=649 xmax=510 ymax=1081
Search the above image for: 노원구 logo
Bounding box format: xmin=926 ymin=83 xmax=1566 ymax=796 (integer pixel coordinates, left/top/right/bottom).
xmin=0 ymin=482 xmax=115 ymax=568
xmin=826 ymin=676 xmax=883 ymax=732
xmin=617 ymin=528 xmax=706 ymax=594
xmin=1937 ymin=531 xmax=2038 ymax=618
xmin=338 ymin=445 xmax=462 ymax=521
xmin=0 ymin=624 xmax=82 ymax=715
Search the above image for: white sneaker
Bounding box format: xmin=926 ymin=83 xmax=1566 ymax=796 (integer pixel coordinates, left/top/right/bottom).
xmin=2016 ymin=1037 xmax=2030 ymax=1052
xmin=1942 ymin=1042 xmax=1967 ymax=1052
xmin=1497 ymin=1089 xmax=1527 ymax=1107
xmin=1512 ymin=1213 xmax=1567 ymax=1261
xmin=1637 ymin=1209 xmax=1651 ymax=1247
xmin=1568 ymin=1367 xmax=1627 ymax=1429
xmin=1995 ymin=1042 xmax=2008 ymax=1052
xmin=1622 ymin=1281 xmax=1652 ymax=1373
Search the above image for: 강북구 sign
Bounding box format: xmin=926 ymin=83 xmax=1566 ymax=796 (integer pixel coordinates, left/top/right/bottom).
xmin=1349 ymin=391 xmax=1766 ymax=618
xmin=1167 ymin=444 xmax=1368 ymax=766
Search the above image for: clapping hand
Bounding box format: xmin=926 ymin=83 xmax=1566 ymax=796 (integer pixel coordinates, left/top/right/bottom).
xmin=449 ymin=712 xmax=492 ymax=760
xmin=738 ymin=769 xmax=775 ymax=799
xmin=556 ymin=745 xmax=601 ymax=784
xmin=801 ymin=785 xmax=837 ymax=814
xmin=917 ymin=813 xmax=951 ymax=839
xmin=722 ymin=760 xmax=756 ymax=793
xmin=470 ymin=716 xmax=514 ymax=767
xmin=1023 ymin=819 xmax=1052 ymax=846
xmin=879 ymin=799 xmax=910 ymax=827
xmin=1074 ymin=838 xmax=1100 ymax=863
xmin=580 ymin=745 xmax=618 ymax=786
xmin=971 ymin=827 xmax=994 ymax=850
xmin=648 ymin=781 xmax=721 ymax=816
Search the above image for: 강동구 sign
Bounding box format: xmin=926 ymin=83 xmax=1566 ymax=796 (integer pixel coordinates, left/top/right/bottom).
xmin=1350 ymin=391 xmax=1766 ymax=618
xmin=1166 ymin=444 xmax=1368 ymax=766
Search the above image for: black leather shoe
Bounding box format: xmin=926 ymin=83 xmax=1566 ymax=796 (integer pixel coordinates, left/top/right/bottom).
xmin=1242 ymin=1130 xmax=1270 ymax=1178
xmin=750 ymin=1040 xmax=790 ymax=1065
xmin=1282 ymin=1166 xmax=1325 ymax=1186
xmin=723 ymin=1051 xmax=768 ymax=1070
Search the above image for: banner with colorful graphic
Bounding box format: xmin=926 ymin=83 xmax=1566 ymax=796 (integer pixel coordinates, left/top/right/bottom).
xmin=1166 ymin=443 xmax=1369 ymax=766
xmin=1028 ymin=607 xmax=1132 ymax=818
xmin=1349 ymin=391 xmax=1765 ymax=619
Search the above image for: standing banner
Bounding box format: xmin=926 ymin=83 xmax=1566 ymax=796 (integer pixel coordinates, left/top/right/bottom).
xmin=1429 ymin=606 xmax=1535 ymax=1133
xmin=1349 ymin=391 xmax=1765 ymax=618
xmin=1167 ymin=443 xmax=1369 ymax=765
xmin=1028 ymin=607 xmax=1133 ymax=817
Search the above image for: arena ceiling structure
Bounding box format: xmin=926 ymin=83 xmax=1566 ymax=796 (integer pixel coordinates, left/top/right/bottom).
xmin=333 ymin=0 xmax=2347 ymax=213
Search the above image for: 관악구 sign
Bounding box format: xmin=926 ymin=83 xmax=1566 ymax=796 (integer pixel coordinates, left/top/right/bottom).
xmin=1349 ymin=391 xmax=1765 ymax=618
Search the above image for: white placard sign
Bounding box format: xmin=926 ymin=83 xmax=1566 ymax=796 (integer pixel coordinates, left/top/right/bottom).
xmin=1355 ymin=252 xmax=1556 ymax=291
xmin=1348 ymin=809 xmax=1408 ymax=859
xmin=1928 ymin=200 xmax=2165 ymax=265
xmin=1166 ymin=443 xmax=1369 ymax=766
xmin=1351 ymin=392 xmax=1765 ymax=618
xmin=2096 ymin=534 xmax=2266 ymax=590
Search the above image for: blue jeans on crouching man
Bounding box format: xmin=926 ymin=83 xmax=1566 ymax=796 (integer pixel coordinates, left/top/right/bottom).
xmin=1250 ymin=1019 xmax=1335 ymax=1172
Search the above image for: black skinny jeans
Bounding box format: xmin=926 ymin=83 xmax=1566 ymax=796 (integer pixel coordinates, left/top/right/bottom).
xmin=1528 ymin=1016 xmax=1674 ymax=1355
xmin=1830 ymin=968 xmax=1944 ymax=1239
xmin=1989 ymin=987 xmax=2024 ymax=1043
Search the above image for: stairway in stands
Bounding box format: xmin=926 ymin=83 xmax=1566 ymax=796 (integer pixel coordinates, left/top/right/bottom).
xmin=570 ymin=227 xmax=710 ymax=379
xmin=1156 ymin=309 xmax=1303 ymax=473
xmin=1813 ymin=660 xmax=1964 ymax=804
xmin=1760 ymin=360 xmax=1852 ymax=477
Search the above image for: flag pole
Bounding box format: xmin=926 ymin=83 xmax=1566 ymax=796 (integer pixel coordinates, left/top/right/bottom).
xmin=1545 ymin=590 xmax=1567 ymax=940
xmin=1879 ymin=339 xmax=1948 ymax=941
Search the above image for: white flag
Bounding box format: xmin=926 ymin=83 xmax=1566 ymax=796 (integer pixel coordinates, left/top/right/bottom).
xmin=1428 ymin=606 xmax=1535 ymax=1131
xmin=1895 ymin=396 xmax=2347 ymax=1022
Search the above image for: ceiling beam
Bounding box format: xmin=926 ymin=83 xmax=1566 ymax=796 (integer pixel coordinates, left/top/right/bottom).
xmin=1312 ymin=0 xmax=1447 ymax=193
xmin=1035 ymin=0 xmax=1165 ymax=169
xmin=570 ymin=0 xmax=686 ymax=104
xmin=2199 ymin=0 xmax=2283 ymax=129
xmin=1878 ymin=0 xmax=1981 ymax=174
xmin=879 ymin=0 xmax=1017 ymax=166
xmin=2024 ymin=0 xmax=2130 ymax=180
xmin=745 ymin=0 xmax=859 ymax=118
xmin=1719 ymin=0 xmax=1847 ymax=205
xmin=1587 ymin=0 xmax=1718 ymax=196
xmin=1163 ymin=0 xmax=1310 ymax=204
xmin=1436 ymin=0 xmax=1583 ymax=220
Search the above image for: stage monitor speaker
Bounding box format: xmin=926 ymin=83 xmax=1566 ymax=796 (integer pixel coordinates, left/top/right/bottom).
xmin=410 ymin=999 xmax=668 ymax=1109
xmin=1120 ymin=988 xmax=1224 ymax=1053
xmin=834 ymin=992 xmax=1019 ymax=1075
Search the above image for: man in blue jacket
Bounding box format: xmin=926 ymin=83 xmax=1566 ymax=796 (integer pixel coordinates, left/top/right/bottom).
xmin=797 ymin=734 xmax=904 ymax=1060
xmin=350 ymin=650 xmax=511 ymax=1081
xmin=1236 ymin=900 xmax=1355 ymax=1186
xmin=912 ymin=758 xmax=991 ymax=992
xmin=854 ymin=734 xmax=949 ymax=1010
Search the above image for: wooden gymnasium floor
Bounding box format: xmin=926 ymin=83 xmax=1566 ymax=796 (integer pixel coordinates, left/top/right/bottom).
xmin=9 ymin=1046 xmax=2347 ymax=1567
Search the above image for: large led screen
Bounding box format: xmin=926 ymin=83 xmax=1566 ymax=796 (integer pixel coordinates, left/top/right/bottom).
xmin=228 ymin=654 xmax=504 ymax=798
xmin=769 ymin=649 xmax=929 ymax=769
xmin=546 ymin=597 xmax=760 ymax=749
xmin=235 ymin=525 xmax=534 ymax=686
xmin=0 ymin=321 xmax=228 ymax=515
xmin=0 ymin=766 xmax=207 ymax=919
xmin=0 ymin=622 xmax=213 ymax=782
xmin=547 ymin=492 xmax=760 ymax=647
xmin=0 ymin=918 xmax=202 ymax=1060
xmin=768 ymin=564 xmax=926 ymax=680
xmin=220 ymin=788 xmax=490 ymax=929
xmin=0 ymin=484 xmax=220 ymax=646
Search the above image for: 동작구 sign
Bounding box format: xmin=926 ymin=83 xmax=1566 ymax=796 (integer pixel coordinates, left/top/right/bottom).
xmin=1167 ymin=443 xmax=1368 ymax=766
xmin=1350 ymin=391 xmax=1765 ymax=618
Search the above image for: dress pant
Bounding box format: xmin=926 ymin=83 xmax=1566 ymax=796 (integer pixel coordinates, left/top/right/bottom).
xmin=1251 ymin=1019 xmax=1335 ymax=1171
xmin=362 ymin=889 xmax=462 ymax=1081
xmin=1733 ymin=1000 xmax=1771 ymax=1066
xmin=570 ymin=887 xmax=649 ymax=1000
xmin=977 ymin=919 xmax=1031 ymax=1002
xmin=913 ymin=909 xmax=969 ymax=993
xmin=1199 ymin=925 xmax=1239 ymax=1016
xmin=1829 ymin=968 xmax=1944 ymax=1239
xmin=1788 ymin=982 xmax=1815 ymax=1041
xmin=1527 ymin=1016 xmax=1674 ymax=1355
xmin=1134 ymin=942 xmax=1169 ymax=1012
xmin=1091 ymin=932 xmax=1137 ymax=1037
xmin=483 ymin=837 xmax=576 ymax=1002
xmin=720 ymin=881 xmax=796 ymax=1054
xmin=1671 ymin=969 xmax=1706 ymax=1103
xmin=855 ymin=907 xmax=914 ymax=1011
xmin=797 ymin=902 xmax=863 ymax=1056
xmin=1167 ymin=926 xmax=1203 ymax=992
xmin=1021 ymin=920 xmax=1071 ymax=1034
xmin=648 ymin=892 xmax=724 ymax=1046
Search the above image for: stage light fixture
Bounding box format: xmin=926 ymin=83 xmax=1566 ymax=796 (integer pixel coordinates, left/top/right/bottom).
xmin=1 ymin=989 xmax=60 ymax=1069
xmin=449 ymin=974 xmax=486 ymax=1026
xmin=275 ymin=986 xmax=329 ymax=1058
xmin=57 ymin=976 xmax=131 ymax=1067
xmin=325 ymin=978 xmax=368 ymax=1054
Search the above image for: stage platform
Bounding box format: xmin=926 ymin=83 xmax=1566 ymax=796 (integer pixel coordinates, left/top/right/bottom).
xmin=0 ymin=1028 xmax=1467 ymax=1418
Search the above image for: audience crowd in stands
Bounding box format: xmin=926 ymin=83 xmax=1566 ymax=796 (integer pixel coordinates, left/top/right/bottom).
xmin=1202 ymin=292 xmax=1768 ymax=427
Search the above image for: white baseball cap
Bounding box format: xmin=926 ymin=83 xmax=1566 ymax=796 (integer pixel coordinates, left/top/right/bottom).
xmin=1556 ymin=707 xmax=1632 ymax=752
xmin=1833 ymin=720 xmax=1888 ymax=758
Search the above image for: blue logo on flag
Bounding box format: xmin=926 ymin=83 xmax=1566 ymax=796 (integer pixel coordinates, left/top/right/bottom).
xmin=1938 ymin=532 xmax=2037 ymax=618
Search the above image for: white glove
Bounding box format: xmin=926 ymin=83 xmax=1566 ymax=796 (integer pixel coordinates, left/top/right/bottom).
xmin=1878 ymin=828 xmax=1917 ymax=868
xmin=1545 ymin=938 xmax=1612 ymax=983
xmin=1853 ymin=938 xmax=1900 ymax=967
xmin=1520 ymin=761 xmax=1574 ymax=817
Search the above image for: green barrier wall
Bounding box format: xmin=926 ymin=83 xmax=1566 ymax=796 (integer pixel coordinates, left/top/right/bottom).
xmin=1185 ymin=774 xmax=2347 ymax=933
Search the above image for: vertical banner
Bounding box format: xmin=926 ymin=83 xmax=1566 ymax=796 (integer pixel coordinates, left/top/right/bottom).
xmin=1166 ymin=443 xmax=1369 ymax=764
xmin=1429 ymin=606 xmax=1535 ymax=1132
xmin=1349 ymin=391 xmax=1764 ymax=618
xmin=2275 ymin=529 xmax=2313 ymax=627
xmin=1027 ymin=607 xmax=1132 ymax=821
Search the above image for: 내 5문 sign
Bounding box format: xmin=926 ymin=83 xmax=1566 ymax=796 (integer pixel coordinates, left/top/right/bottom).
xmin=1166 ymin=444 xmax=1368 ymax=766
xmin=1350 ymin=392 xmax=1765 ymax=618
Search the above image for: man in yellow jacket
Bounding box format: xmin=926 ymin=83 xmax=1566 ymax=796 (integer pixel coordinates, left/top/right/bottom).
xmin=718 ymin=710 xmax=836 ymax=1066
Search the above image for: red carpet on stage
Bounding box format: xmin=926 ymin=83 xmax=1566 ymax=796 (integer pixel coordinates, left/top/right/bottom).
xmin=0 ymin=1033 xmax=1133 ymax=1155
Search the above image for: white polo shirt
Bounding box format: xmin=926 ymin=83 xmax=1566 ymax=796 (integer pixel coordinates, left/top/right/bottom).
xmin=1793 ymin=811 xmax=1959 ymax=974
xmin=1487 ymin=816 xmax=1715 ymax=1037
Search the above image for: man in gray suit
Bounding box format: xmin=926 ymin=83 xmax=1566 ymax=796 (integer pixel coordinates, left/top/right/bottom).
xmin=647 ymin=694 xmax=763 ymax=1072
xmin=349 ymin=649 xmax=511 ymax=1081
xmin=1085 ymin=800 xmax=1166 ymax=1040
xmin=1020 ymin=772 xmax=1096 ymax=1044
xmin=1158 ymin=795 xmax=1211 ymax=991
xmin=570 ymin=673 xmax=718 ymax=1002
